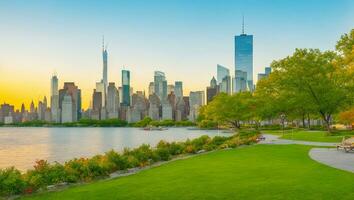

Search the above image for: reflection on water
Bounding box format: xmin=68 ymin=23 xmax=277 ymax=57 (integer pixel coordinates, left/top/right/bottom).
xmin=0 ymin=127 xmax=226 ymax=170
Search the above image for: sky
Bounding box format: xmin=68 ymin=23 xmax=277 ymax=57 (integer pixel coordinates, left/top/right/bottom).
xmin=0 ymin=0 xmax=353 ymax=110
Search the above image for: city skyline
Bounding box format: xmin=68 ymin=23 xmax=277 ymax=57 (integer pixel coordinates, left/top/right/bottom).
xmin=1 ymin=0 xmax=353 ymax=109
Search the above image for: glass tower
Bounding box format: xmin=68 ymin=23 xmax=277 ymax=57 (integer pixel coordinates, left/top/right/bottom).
xmin=217 ymin=64 xmax=230 ymax=84
xmin=235 ymin=33 xmax=253 ymax=92
xmin=121 ymin=70 xmax=130 ymax=106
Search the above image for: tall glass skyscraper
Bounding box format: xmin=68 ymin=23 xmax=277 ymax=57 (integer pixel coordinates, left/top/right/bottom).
xmin=217 ymin=64 xmax=230 ymax=84
xmin=154 ymin=71 xmax=167 ymax=101
xmin=234 ymin=26 xmax=253 ymax=92
xmin=121 ymin=70 xmax=130 ymax=106
xmin=174 ymin=81 xmax=183 ymax=99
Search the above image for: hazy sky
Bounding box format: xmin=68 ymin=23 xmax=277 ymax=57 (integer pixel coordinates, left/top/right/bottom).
xmin=0 ymin=0 xmax=353 ymax=109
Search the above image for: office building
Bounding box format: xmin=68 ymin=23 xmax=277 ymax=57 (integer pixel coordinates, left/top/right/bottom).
xmin=174 ymin=81 xmax=183 ymax=99
xmin=121 ymin=70 xmax=131 ymax=106
xmin=235 ymin=17 xmax=253 ymax=92
xmin=107 ymin=82 xmax=119 ymax=119
xmin=154 ymin=71 xmax=167 ymax=101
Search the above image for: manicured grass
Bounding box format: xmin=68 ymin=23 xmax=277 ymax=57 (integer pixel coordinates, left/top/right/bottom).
xmin=263 ymin=129 xmax=354 ymax=142
xmin=22 ymin=145 xmax=354 ymax=200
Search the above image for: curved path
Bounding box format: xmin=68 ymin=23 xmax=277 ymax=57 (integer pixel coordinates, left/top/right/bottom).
xmin=260 ymin=134 xmax=354 ymax=173
xmin=309 ymin=148 xmax=354 ymax=173
xmin=259 ymin=134 xmax=337 ymax=146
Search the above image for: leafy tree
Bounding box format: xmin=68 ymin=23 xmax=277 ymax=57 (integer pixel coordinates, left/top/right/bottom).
xmin=271 ymin=48 xmax=351 ymax=132
xmin=203 ymin=92 xmax=253 ymax=129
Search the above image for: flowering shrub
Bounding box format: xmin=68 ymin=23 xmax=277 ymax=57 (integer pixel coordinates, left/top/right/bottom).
xmin=0 ymin=130 xmax=260 ymax=197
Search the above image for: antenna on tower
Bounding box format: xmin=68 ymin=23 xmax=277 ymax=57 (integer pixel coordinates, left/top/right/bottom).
xmin=242 ymin=14 xmax=245 ymax=34
xmin=102 ymin=35 xmax=105 ymax=50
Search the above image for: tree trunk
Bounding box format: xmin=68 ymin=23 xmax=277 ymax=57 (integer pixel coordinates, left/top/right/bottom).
xmin=302 ymin=114 xmax=306 ymax=128
xmin=307 ymin=113 xmax=311 ymax=129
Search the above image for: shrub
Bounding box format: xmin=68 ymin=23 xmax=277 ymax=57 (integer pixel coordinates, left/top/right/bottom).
xmin=0 ymin=167 xmax=27 ymax=196
xmin=25 ymin=160 xmax=67 ymax=189
xmin=198 ymin=119 xmax=218 ymax=129
xmin=105 ymin=150 xmax=129 ymax=171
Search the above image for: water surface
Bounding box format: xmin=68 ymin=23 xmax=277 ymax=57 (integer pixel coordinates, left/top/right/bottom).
xmin=0 ymin=127 xmax=226 ymax=170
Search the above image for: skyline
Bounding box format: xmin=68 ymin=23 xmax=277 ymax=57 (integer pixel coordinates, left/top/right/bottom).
xmin=1 ymin=0 xmax=353 ymax=109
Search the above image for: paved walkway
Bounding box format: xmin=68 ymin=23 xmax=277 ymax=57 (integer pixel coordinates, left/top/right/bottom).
xmin=259 ymin=134 xmax=337 ymax=147
xmin=309 ymin=148 xmax=354 ymax=173
xmin=259 ymin=134 xmax=354 ymax=173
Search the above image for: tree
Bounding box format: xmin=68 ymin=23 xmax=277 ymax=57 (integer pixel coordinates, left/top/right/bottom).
xmin=203 ymin=92 xmax=253 ymax=129
xmin=271 ymin=48 xmax=351 ymax=132
xmin=338 ymin=107 xmax=354 ymax=129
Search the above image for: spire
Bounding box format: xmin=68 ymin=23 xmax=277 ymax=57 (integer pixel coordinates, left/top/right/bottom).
xmin=102 ymin=35 xmax=105 ymax=51
xmin=242 ymin=14 xmax=245 ymax=34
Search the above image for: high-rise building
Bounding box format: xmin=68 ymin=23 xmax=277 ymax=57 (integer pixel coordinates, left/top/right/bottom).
xmin=234 ymin=70 xmax=248 ymax=92
xmin=167 ymin=84 xmax=175 ymax=95
xmin=257 ymin=67 xmax=272 ymax=82
xmin=107 ymin=83 xmax=119 ymax=119
xmin=148 ymin=82 xmax=155 ymax=96
xmin=189 ymin=91 xmax=205 ymax=121
xmin=121 ymin=70 xmax=131 ymax=106
xmin=154 ymin=71 xmax=167 ymax=101
xmin=96 ymin=81 xmax=106 ymax=107
xmin=61 ymin=94 xmax=73 ymax=123
xmin=235 ymin=17 xmax=253 ymax=92
xmin=59 ymin=82 xmax=81 ymax=122
xmin=102 ymin=37 xmax=108 ymax=91
xmin=220 ymin=75 xmax=231 ymax=94
xmin=217 ymin=64 xmax=230 ymax=84
xmin=148 ymin=93 xmax=160 ymax=120
xmin=265 ymin=67 xmax=272 ymax=76
xmin=50 ymin=75 xmax=60 ymax=122
xmin=207 ymin=77 xmax=218 ymax=104
xmin=91 ymin=89 xmax=102 ymax=120
xmin=174 ymin=81 xmax=183 ymax=99
xmin=210 ymin=76 xmax=217 ymax=89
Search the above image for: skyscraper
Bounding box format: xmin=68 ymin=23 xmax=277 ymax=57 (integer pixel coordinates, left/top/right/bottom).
xmin=217 ymin=64 xmax=230 ymax=84
xmin=207 ymin=77 xmax=217 ymax=104
xmin=59 ymin=82 xmax=81 ymax=122
xmin=61 ymin=93 xmax=73 ymax=123
xmin=174 ymin=81 xmax=183 ymax=99
xmin=154 ymin=71 xmax=167 ymax=101
xmin=189 ymin=91 xmax=205 ymax=122
xmin=102 ymin=37 xmax=108 ymax=91
xmin=50 ymin=75 xmax=60 ymax=122
xmin=148 ymin=82 xmax=155 ymax=96
xmin=107 ymin=82 xmax=119 ymax=119
xmin=235 ymin=17 xmax=253 ymax=92
xmin=234 ymin=70 xmax=248 ymax=92
xmin=95 ymin=81 xmax=106 ymax=107
xmin=121 ymin=70 xmax=130 ymax=106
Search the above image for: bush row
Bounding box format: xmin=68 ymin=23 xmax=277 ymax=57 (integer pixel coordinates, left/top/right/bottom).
xmin=0 ymin=130 xmax=260 ymax=197
xmin=131 ymin=117 xmax=196 ymax=127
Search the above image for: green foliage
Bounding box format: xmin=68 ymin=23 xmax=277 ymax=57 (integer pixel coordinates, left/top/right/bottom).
xmin=203 ymin=92 xmax=255 ymax=129
xmin=131 ymin=118 xmax=196 ymax=127
xmin=0 ymin=167 xmax=27 ymax=196
xmin=20 ymin=145 xmax=354 ymax=200
xmin=0 ymin=132 xmax=260 ymax=197
xmin=197 ymin=119 xmax=218 ymax=129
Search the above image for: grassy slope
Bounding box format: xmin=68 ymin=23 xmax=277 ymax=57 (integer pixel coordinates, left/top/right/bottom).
xmin=263 ymin=130 xmax=353 ymax=142
xmin=22 ymin=145 xmax=354 ymax=200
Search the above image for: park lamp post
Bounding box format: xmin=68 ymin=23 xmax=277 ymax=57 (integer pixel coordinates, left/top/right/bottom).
xmin=280 ymin=113 xmax=286 ymax=136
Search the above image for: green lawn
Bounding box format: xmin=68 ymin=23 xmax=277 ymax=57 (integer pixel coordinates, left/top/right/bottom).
xmin=263 ymin=129 xmax=353 ymax=142
xmin=22 ymin=145 xmax=354 ymax=200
